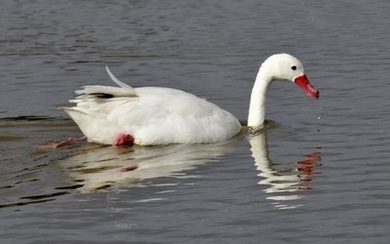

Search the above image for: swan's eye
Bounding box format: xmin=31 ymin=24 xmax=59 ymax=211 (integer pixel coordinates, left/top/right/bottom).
xmin=291 ymin=66 xmax=297 ymax=71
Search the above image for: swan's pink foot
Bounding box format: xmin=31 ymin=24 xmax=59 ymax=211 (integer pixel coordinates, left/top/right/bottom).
xmin=113 ymin=134 xmax=134 ymax=146
xmin=37 ymin=136 xmax=87 ymax=150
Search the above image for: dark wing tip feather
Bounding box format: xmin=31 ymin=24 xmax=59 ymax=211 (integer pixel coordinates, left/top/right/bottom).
xmin=89 ymin=93 xmax=115 ymax=99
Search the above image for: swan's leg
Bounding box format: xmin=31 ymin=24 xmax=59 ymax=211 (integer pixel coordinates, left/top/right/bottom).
xmin=37 ymin=136 xmax=87 ymax=149
xmin=113 ymin=134 xmax=134 ymax=146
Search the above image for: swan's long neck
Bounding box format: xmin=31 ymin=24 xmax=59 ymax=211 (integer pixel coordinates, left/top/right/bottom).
xmin=247 ymin=68 xmax=272 ymax=129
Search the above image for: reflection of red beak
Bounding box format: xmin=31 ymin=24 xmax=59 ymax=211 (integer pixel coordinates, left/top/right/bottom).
xmin=294 ymin=75 xmax=319 ymax=99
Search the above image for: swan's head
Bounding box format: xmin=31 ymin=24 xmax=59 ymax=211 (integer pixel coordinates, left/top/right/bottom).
xmin=261 ymin=53 xmax=319 ymax=99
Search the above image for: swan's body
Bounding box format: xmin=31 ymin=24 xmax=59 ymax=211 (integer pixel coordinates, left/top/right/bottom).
xmin=63 ymin=53 xmax=319 ymax=146
xmin=64 ymin=85 xmax=241 ymax=145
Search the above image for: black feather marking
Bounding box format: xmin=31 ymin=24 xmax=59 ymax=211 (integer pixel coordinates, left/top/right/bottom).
xmin=90 ymin=93 xmax=114 ymax=99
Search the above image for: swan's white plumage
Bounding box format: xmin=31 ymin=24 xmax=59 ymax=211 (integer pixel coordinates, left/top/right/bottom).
xmin=63 ymin=67 xmax=241 ymax=146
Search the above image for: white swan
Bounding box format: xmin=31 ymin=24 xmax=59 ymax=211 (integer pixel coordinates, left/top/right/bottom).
xmin=62 ymin=53 xmax=319 ymax=146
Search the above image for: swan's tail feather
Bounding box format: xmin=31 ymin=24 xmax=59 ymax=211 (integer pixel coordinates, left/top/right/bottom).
xmin=105 ymin=65 xmax=134 ymax=90
xmin=70 ymin=66 xmax=137 ymax=100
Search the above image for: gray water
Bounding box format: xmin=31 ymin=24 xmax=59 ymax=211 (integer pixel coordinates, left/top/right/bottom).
xmin=1 ymin=0 xmax=390 ymax=243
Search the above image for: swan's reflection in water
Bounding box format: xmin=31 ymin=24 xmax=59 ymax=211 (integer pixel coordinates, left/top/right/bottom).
xmin=249 ymin=131 xmax=321 ymax=210
xmin=61 ymin=141 xmax=235 ymax=193
xmin=61 ymin=128 xmax=320 ymax=210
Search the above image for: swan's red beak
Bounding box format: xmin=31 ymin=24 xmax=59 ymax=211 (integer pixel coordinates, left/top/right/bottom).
xmin=294 ymin=75 xmax=319 ymax=99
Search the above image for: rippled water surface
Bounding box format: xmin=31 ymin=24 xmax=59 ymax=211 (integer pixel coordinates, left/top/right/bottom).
xmin=1 ymin=0 xmax=390 ymax=243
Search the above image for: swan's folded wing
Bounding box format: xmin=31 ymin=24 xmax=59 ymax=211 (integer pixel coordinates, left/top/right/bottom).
xmin=75 ymin=85 xmax=137 ymax=99
xmin=72 ymin=65 xmax=137 ymax=100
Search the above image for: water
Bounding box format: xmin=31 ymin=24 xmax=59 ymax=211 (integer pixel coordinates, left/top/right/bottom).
xmin=1 ymin=0 xmax=390 ymax=243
